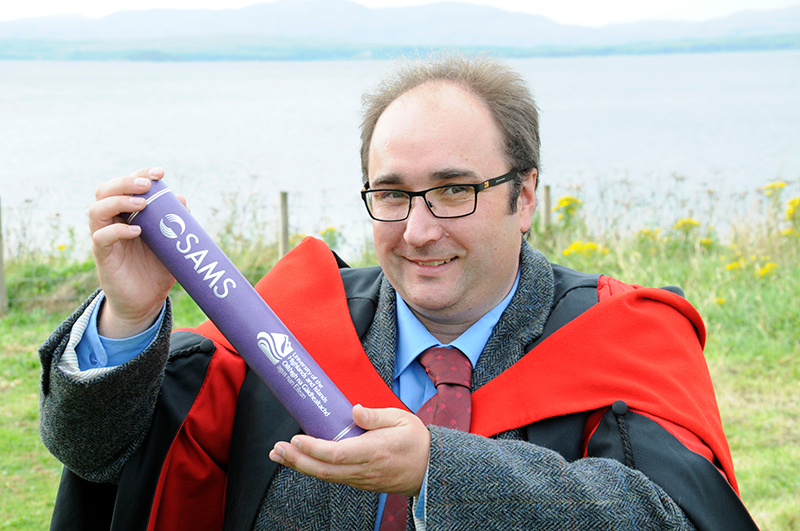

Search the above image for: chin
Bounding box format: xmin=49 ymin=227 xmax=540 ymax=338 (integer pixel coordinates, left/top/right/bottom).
xmin=403 ymin=287 xmax=459 ymax=314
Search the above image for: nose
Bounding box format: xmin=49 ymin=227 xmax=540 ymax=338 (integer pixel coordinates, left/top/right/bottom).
xmin=403 ymin=195 xmax=447 ymax=246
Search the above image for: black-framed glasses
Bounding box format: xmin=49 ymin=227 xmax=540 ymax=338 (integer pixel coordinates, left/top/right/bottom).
xmin=361 ymin=169 xmax=517 ymax=222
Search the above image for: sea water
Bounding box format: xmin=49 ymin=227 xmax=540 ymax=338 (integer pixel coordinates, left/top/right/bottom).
xmin=1 ymin=51 xmax=798 ymax=260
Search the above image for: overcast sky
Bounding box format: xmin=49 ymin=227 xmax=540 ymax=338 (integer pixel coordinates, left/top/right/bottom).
xmin=1 ymin=0 xmax=798 ymax=26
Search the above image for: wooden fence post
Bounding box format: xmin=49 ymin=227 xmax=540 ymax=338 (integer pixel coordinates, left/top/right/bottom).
xmin=0 ymin=197 xmax=8 ymax=316
xmin=278 ymin=191 xmax=289 ymax=257
xmin=539 ymin=184 xmax=551 ymax=228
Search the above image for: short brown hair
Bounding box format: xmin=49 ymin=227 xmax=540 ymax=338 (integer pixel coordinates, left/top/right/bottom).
xmin=360 ymin=53 xmax=540 ymax=210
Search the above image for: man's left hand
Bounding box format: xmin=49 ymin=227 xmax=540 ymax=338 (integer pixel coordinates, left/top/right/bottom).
xmin=269 ymin=404 xmax=430 ymax=496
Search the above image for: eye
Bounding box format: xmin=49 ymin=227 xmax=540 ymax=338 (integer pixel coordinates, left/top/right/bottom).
xmin=372 ymin=190 xmax=408 ymax=202
xmin=440 ymin=185 xmax=471 ymax=196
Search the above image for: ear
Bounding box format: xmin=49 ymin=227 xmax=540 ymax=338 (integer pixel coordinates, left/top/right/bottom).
xmin=516 ymin=168 xmax=537 ymax=233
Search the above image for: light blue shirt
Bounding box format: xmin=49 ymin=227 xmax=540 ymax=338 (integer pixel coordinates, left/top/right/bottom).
xmin=76 ymin=271 xmax=520 ymax=528
xmin=75 ymin=293 xmax=165 ymax=371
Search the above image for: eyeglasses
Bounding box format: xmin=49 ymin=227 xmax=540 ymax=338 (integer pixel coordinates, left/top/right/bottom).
xmin=361 ymin=169 xmax=517 ymax=222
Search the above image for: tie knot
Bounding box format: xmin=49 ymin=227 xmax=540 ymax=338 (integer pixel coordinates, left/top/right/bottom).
xmin=418 ymin=347 xmax=472 ymax=390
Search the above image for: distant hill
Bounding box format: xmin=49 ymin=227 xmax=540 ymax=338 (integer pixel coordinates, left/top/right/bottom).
xmin=1 ymin=0 xmax=799 ymax=60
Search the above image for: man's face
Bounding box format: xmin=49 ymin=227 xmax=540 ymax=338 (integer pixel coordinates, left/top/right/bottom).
xmin=367 ymin=82 xmax=536 ymax=337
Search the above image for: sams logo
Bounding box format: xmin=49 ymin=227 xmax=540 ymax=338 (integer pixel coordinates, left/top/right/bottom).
xmin=258 ymin=332 xmax=294 ymax=365
xmin=159 ymin=214 xmax=186 ymax=239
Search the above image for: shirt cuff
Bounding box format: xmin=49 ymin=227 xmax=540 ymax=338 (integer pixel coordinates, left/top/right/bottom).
xmin=413 ymin=465 xmax=429 ymax=528
xmin=75 ymin=293 xmax=166 ymax=371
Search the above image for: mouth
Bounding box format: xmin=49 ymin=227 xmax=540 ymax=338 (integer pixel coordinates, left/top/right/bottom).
xmin=411 ymin=257 xmax=454 ymax=267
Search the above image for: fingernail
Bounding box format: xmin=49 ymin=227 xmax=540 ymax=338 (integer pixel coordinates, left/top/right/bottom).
xmin=134 ymin=177 xmax=150 ymax=188
xmin=129 ymin=224 xmax=141 ymax=234
xmin=269 ymin=450 xmax=284 ymax=464
xmin=291 ymin=437 xmax=302 ymax=449
xmin=148 ymin=167 xmax=163 ymax=177
xmin=130 ymin=197 xmax=145 ymax=206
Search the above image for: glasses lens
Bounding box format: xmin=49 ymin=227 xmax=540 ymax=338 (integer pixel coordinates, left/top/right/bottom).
xmin=426 ymin=185 xmax=477 ymax=218
xmin=364 ymin=185 xmax=479 ymax=221
xmin=366 ymin=190 xmax=411 ymax=221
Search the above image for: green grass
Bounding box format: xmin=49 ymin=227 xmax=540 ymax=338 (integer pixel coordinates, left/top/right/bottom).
xmin=0 ymin=311 xmax=64 ymax=530
xmin=1 ymin=182 xmax=798 ymax=529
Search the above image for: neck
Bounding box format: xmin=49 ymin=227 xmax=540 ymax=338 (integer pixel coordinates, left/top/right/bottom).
xmin=412 ymin=310 xmax=480 ymax=344
xmin=409 ymin=272 xmax=519 ymax=344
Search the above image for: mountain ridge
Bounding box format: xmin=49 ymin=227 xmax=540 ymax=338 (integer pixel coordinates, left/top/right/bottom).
xmin=1 ymin=0 xmax=798 ymax=60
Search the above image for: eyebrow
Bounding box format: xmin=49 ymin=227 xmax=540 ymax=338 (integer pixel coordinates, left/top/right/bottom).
xmin=371 ymin=169 xmax=481 ymax=188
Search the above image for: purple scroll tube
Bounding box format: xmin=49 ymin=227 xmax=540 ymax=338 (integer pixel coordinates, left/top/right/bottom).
xmin=125 ymin=180 xmax=364 ymax=441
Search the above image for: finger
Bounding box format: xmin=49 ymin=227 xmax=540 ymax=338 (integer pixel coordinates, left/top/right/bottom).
xmin=284 ymin=407 xmax=415 ymax=465
xmin=269 ymin=441 xmax=358 ymax=483
xmin=288 ymin=434 xmax=363 ymax=466
xmin=94 ymin=167 xmax=164 ymax=202
xmin=146 ymin=166 xmax=165 ymax=180
xmin=175 ymin=193 xmax=190 ymax=212
xmin=353 ymin=405 xmax=406 ymax=431
xmin=92 ymin=222 xmax=143 ymax=251
xmin=269 ymin=435 xmax=420 ymax=494
xmin=88 ymin=195 xmax=147 ymax=233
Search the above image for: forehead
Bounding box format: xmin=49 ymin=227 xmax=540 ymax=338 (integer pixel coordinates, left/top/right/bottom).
xmin=367 ymin=81 xmax=506 ymax=183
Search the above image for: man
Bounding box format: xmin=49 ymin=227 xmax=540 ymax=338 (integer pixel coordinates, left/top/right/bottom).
xmin=39 ymin=54 xmax=757 ymax=530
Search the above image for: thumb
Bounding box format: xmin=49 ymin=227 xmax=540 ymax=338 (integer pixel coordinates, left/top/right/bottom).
xmin=352 ymin=404 xmax=403 ymax=430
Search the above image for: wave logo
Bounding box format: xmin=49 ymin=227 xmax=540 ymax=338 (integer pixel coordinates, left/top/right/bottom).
xmin=257 ymin=332 xmax=294 ymax=365
xmin=159 ymin=214 xmax=186 ymax=239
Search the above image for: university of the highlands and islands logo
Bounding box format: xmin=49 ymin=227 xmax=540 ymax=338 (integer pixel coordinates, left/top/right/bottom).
xmin=159 ymin=213 xmax=186 ymax=239
xmin=257 ymin=332 xmax=295 ymax=365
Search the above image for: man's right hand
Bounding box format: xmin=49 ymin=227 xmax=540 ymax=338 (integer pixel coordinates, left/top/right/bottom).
xmin=88 ymin=167 xmax=185 ymax=338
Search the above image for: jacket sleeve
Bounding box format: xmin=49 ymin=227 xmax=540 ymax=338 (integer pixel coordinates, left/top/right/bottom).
xmin=423 ymin=425 xmax=697 ymax=531
xmin=39 ymin=290 xmax=173 ymax=484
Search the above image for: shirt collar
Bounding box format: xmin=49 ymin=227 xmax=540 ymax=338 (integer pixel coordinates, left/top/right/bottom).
xmin=393 ymin=269 xmax=521 ymax=379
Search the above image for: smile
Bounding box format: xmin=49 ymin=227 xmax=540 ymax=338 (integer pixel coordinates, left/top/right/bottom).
xmin=413 ymin=258 xmax=454 ymax=267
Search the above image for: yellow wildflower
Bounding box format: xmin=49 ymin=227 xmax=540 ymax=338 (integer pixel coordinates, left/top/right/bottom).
xmin=759 ymin=262 xmax=778 ymax=277
xmin=762 ymin=180 xmax=786 ymax=197
xmin=725 ymin=260 xmax=743 ymax=271
xmin=787 ymin=197 xmax=800 ymax=220
xmin=781 ymin=228 xmax=800 ymax=237
xmin=553 ymin=195 xmax=583 ymax=211
xmin=700 ymin=238 xmax=713 ymax=248
xmin=715 ymin=297 xmax=726 ymax=305
xmin=673 ymin=218 xmax=699 ymax=231
xmin=57 ymin=244 xmax=67 ymax=251
xmin=562 ymin=240 xmax=610 ymax=257
xmin=637 ymin=228 xmax=662 ymax=239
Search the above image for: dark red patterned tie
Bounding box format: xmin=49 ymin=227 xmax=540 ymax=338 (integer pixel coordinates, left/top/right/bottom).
xmin=378 ymin=347 xmax=473 ymax=531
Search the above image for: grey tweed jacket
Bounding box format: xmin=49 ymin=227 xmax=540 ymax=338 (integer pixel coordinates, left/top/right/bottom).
xmin=40 ymin=242 xmax=697 ymax=530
